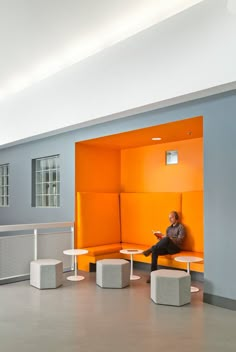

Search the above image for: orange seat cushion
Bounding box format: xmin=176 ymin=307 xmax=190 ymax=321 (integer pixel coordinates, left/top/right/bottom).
xmin=84 ymin=243 xmax=122 ymax=256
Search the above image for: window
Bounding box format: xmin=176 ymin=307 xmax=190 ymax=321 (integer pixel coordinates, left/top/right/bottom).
xmin=32 ymin=155 xmax=60 ymax=207
xmin=0 ymin=164 xmax=9 ymax=207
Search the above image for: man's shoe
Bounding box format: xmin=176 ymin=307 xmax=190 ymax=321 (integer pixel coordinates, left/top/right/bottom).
xmin=146 ymin=276 xmax=150 ymax=284
xmin=143 ymin=249 xmax=152 ymax=257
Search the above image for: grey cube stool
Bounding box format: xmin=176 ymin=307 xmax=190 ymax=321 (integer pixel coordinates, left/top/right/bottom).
xmin=30 ymin=259 xmax=63 ymax=289
xmin=151 ymin=269 xmax=191 ymax=306
xmin=96 ymin=259 xmax=130 ymax=288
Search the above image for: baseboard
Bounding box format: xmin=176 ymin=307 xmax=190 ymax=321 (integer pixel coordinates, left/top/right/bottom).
xmin=204 ymin=293 xmax=236 ymax=311
xmin=0 ymin=274 xmax=30 ymax=285
xmin=0 ymin=267 xmax=73 ymax=285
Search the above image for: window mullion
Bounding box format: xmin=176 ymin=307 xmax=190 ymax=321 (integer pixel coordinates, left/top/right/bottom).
xmin=33 ymin=156 xmax=60 ymax=208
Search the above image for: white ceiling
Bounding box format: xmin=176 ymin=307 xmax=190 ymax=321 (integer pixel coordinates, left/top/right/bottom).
xmin=0 ymin=0 xmax=203 ymax=100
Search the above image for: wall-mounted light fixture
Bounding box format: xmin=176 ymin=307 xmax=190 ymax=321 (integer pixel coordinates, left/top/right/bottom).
xmin=166 ymin=150 xmax=178 ymax=165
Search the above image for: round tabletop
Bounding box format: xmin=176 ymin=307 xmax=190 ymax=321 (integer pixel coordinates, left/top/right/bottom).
xmin=174 ymin=256 xmax=203 ymax=263
xmin=174 ymin=255 xmax=203 ymax=293
xmin=63 ymin=249 xmax=88 ymax=256
xmin=120 ymin=249 xmax=143 ymax=255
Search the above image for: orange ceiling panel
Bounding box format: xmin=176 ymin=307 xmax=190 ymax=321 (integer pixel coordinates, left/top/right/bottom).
xmin=77 ymin=116 xmax=203 ymax=150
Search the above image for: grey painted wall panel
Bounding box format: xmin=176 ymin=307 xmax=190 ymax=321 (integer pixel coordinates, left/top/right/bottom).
xmin=203 ymin=99 xmax=236 ymax=300
xmin=0 ymin=135 xmax=75 ymax=225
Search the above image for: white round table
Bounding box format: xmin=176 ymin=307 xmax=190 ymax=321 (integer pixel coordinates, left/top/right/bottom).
xmin=120 ymin=249 xmax=143 ymax=280
xmin=174 ymin=256 xmax=203 ymax=292
xmin=63 ymin=249 xmax=88 ymax=281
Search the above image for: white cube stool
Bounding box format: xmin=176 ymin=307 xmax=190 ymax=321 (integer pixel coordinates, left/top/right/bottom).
xmin=30 ymin=259 xmax=63 ymax=289
xmin=151 ymin=269 xmax=191 ymax=306
xmin=96 ymin=259 xmax=130 ymax=288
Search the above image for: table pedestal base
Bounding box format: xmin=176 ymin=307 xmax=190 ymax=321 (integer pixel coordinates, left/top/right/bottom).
xmin=67 ymin=275 xmax=85 ymax=281
xmin=191 ymin=286 xmax=199 ymax=293
xmin=174 ymin=256 xmax=203 ymax=294
xmin=130 ymin=274 xmax=140 ymax=280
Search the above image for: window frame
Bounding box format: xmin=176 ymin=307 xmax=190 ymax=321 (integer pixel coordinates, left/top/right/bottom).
xmin=0 ymin=163 xmax=9 ymax=207
xmin=32 ymin=155 xmax=60 ymax=208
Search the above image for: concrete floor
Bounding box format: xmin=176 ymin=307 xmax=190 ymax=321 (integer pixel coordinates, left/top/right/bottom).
xmin=0 ymin=269 xmax=235 ymax=352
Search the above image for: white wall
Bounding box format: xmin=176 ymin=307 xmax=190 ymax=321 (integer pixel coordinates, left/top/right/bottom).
xmin=1 ymin=0 xmax=236 ymax=147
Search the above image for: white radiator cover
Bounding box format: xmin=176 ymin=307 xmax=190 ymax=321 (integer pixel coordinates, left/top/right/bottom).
xmin=0 ymin=232 xmax=72 ymax=281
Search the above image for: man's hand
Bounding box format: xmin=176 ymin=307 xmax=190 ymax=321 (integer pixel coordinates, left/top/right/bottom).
xmin=153 ymin=231 xmax=163 ymax=239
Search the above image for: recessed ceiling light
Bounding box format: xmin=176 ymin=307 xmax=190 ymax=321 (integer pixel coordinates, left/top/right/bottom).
xmin=152 ymin=137 xmax=162 ymax=141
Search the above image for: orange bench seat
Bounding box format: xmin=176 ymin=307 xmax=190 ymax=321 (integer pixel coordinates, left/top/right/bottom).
xmin=85 ymin=243 xmax=122 ymax=256
xmin=76 ymin=191 xmax=204 ymax=273
xmin=121 ymin=242 xmax=204 ymax=272
xmin=78 ymin=243 xmax=122 ymax=271
xmin=77 ymin=242 xmax=204 ymax=273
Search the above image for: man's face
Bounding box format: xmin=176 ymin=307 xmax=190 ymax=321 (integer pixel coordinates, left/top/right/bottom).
xmin=169 ymin=212 xmax=177 ymax=225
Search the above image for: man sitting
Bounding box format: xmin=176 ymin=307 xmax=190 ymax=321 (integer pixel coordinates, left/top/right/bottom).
xmin=143 ymin=211 xmax=185 ymax=283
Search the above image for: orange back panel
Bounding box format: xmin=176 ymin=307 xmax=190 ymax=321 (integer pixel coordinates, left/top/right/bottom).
xmin=120 ymin=192 xmax=182 ymax=246
xmin=77 ymin=192 xmax=121 ymax=248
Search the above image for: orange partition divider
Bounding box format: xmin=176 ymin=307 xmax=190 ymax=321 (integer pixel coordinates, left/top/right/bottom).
xmin=181 ymin=191 xmax=204 ymax=252
xmin=75 ymin=143 xmax=120 ymax=193
xmin=77 ymin=192 xmax=121 ymax=248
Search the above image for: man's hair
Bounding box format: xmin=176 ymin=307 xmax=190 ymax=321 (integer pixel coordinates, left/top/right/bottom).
xmin=171 ymin=211 xmax=179 ymax=220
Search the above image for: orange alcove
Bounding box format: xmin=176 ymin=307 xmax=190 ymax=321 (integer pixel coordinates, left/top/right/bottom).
xmin=75 ymin=116 xmax=203 ymax=248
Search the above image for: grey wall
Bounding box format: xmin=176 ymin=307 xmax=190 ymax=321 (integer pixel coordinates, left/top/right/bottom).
xmin=1 ymin=90 xmax=236 ymax=307
xmin=203 ymin=96 xmax=236 ymax=304
xmin=0 ymin=134 xmax=75 ymax=224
